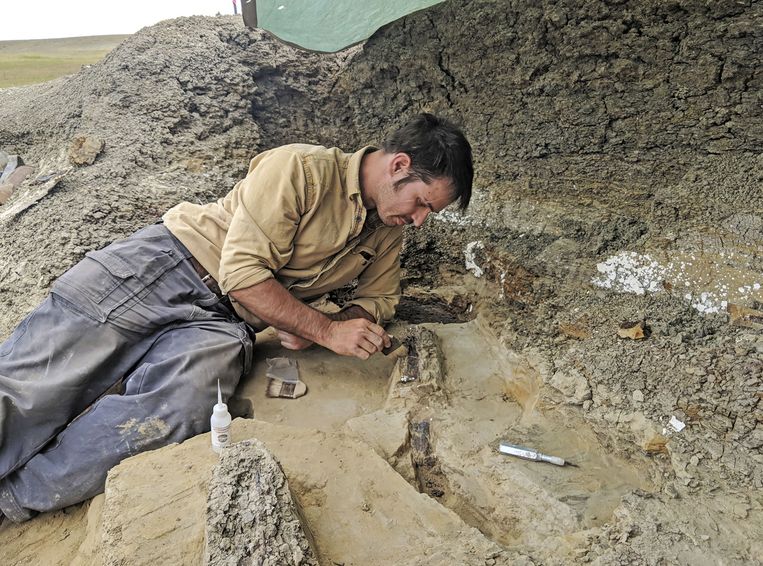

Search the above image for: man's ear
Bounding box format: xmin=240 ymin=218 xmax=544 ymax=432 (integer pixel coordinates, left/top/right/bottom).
xmin=389 ymin=152 xmax=412 ymax=177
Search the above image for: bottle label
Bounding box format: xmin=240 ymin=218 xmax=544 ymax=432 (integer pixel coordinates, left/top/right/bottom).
xmin=212 ymin=425 xmax=231 ymax=447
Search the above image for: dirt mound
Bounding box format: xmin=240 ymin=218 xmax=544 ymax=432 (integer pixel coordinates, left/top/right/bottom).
xmin=0 ymin=15 xmax=355 ymax=328
xmin=0 ymin=1 xmax=761 ymax=564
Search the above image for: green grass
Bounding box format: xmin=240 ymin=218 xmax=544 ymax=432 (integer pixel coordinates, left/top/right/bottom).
xmin=0 ymin=35 xmax=129 ymax=88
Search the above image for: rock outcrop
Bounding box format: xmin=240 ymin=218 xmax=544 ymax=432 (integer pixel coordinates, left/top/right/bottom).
xmin=205 ymin=440 xmax=317 ymax=566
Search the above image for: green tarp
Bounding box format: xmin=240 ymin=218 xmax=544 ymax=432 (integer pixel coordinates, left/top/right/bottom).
xmin=244 ymin=0 xmax=445 ymax=52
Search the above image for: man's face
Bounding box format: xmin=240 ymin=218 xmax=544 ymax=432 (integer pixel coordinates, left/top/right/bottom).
xmin=375 ymin=175 xmax=455 ymax=228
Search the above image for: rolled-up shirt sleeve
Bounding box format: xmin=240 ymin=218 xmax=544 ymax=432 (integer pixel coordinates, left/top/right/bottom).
xmin=345 ymin=228 xmax=403 ymax=324
xmin=219 ymin=149 xmax=307 ymax=293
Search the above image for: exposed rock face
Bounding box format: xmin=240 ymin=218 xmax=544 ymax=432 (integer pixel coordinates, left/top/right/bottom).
xmin=326 ymin=0 xmax=762 ymax=231
xmin=206 ymin=440 xmax=317 ymax=566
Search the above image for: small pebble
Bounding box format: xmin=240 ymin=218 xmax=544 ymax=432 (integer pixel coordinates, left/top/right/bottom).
xmin=732 ymin=503 xmax=749 ymax=519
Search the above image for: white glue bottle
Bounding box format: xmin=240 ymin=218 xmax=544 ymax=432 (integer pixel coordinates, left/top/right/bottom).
xmin=211 ymin=379 xmax=231 ymax=453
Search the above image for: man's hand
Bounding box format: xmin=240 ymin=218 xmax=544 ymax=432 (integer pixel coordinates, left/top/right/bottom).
xmin=324 ymin=319 xmax=391 ymax=359
xmin=230 ymin=280 xmax=390 ymax=360
xmin=276 ymin=330 xmax=313 ymax=350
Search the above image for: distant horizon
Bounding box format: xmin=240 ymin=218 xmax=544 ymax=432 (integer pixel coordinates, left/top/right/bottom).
xmin=0 ymin=33 xmax=133 ymax=44
xmin=2 ymin=1 xmax=234 ymax=42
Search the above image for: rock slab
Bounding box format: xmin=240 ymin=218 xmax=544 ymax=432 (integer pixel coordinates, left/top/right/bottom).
xmin=68 ymin=135 xmax=104 ymax=166
xmin=206 ymin=439 xmax=317 ymax=566
xmin=87 ymin=420 xmax=510 ymax=566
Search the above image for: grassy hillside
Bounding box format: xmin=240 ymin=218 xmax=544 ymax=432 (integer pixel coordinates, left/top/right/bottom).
xmin=0 ymin=35 xmax=129 ymax=88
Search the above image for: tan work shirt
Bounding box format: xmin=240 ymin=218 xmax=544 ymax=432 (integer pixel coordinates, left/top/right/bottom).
xmin=163 ymin=144 xmax=403 ymax=328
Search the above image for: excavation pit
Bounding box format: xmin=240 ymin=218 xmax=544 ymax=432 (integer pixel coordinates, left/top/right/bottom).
xmin=231 ymin=309 xmax=655 ymax=557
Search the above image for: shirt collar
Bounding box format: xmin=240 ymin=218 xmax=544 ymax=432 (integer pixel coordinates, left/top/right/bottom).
xmin=346 ymin=145 xmax=377 ymax=239
xmin=345 ymin=145 xmax=377 ymax=200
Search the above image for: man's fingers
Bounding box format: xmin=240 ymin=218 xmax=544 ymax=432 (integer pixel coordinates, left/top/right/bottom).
xmin=366 ymin=322 xmax=386 ymax=337
xmin=362 ymin=330 xmax=384 ymax=350
xmin=277 ymin=330 xmax=297 ymax=347
xmin=359 ymin=336 xmax=382 ymax=355
xmin=280 ymin=337 xmax=298 ymax=349
xmin=362 ymin=322 xmax=391 ymax=349
xmin=326 ymin=319 xmax=391 ymax=359
xmin=353 ymin=345 xmax=371 ymax=360
xmin=348 ymin=333 xmax=380 ymax=359
xmin=358 ymin=323 xmax=392 ymax=355
xmin=277 ymin=329 xmax=313 ymax=350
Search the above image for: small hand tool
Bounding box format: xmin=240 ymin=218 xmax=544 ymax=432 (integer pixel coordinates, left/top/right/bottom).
xmin=498 ymin=441 xmax=578 ymax=467
xmin=382 ymin=335 xmax=404 ymax=356
xmin=265 ymin=357 xmax=307 ymax=399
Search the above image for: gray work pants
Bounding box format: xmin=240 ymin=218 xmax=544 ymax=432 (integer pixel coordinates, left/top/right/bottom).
xmin=0 ymin=224 xmax=254 ymax=522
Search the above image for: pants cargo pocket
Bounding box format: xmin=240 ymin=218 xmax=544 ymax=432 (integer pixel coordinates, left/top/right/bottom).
xmin=50 ymin=233 xmax=187 ymax=333
xmin=51 ymin=250 xmax=141 ymax=323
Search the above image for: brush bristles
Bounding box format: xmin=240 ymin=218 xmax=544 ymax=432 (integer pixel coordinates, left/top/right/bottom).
xmin=266 ymin=377 xmax=307 ymax=399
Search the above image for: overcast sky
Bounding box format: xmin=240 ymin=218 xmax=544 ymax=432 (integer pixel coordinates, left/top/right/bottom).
xmin=2 ymin=0 xmax=238 ymax=41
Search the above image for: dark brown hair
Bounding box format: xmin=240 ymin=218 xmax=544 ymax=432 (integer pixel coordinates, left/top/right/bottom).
xmin=383 ymin=113 xmax=474 ymax=210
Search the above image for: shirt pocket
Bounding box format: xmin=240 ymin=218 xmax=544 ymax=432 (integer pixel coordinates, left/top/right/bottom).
xmin=287 ymin=244 xmax=378 ymax=296
xmin=328 ymin=245 xmax=377 ymax=285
